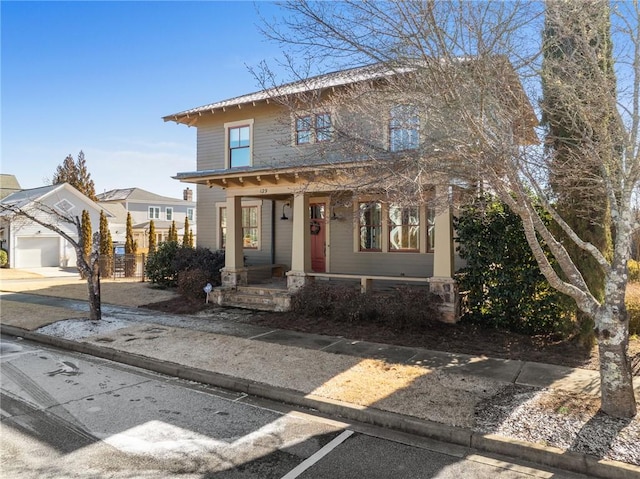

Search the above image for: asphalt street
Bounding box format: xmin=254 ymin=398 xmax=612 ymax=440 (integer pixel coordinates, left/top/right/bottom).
xmin=1 ymin=336 xmax=588 ymax=478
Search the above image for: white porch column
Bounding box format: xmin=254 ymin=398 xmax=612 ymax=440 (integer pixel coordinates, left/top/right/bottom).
xmin=221 ymin=194 xmax=247 ymax=287
xmin=287 ymin=192 xmax=312 ymax=290
xmin=428 ymin=185 xmax=460 ymax=323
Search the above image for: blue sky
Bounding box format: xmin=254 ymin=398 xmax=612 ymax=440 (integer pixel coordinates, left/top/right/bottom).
xmin=1 ymin=1 xmax=285 ymax=199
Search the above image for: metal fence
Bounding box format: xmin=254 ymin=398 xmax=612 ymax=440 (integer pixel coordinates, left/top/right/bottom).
xmin=98 ymin=254 xmax=146 ymax=280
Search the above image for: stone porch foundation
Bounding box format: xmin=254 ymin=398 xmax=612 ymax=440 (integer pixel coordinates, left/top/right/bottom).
xmin=428 ymin=277 xmax=461 ymax=324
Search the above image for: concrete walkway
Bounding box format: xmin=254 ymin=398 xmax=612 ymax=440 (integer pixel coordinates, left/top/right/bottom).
xmin=1 ymin=290 xmax=639 ymax=479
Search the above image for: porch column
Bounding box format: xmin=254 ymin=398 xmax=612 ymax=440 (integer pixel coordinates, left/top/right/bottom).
xmin=428 ymin=185 xmax=460 ymax=323
xmin=221 ymin=194 xmax=247 ymax=287
xmin=286 ymin=192 xmax=313 ymax=291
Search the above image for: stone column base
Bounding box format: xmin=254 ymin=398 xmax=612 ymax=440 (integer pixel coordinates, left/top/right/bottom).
xmin=286 ymin=271 xmax=314 ymax=291
xmin=428 ymin=277 xmax=461 ymax=324
xmin=221 ymin=267 xmax=248 ymax=288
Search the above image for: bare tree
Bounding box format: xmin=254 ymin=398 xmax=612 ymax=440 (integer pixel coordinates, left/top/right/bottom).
xmin=259 ymin=0 xmax=637 ymax=417
xmin=1 ymin=202 xmax=102 ymax=320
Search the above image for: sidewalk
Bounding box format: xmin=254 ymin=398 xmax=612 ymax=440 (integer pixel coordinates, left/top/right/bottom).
xmin=1 ymin=288 xmax=639 ymax=478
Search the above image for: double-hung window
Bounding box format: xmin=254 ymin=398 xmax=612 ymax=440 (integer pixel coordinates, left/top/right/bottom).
xmin=187 ymin=208 xmax=194 ymax=222
xmin=388 ymin=205 xmax=419 ymax=252
xmin=228 ymin=125 xmax=251 ymax=167
xmin=295 ymin=112 xmax=332 ymax=145
xmin=358 ymin=202 xmax=382 ymax=251
xmin=219 ymin=205 xmax=259 ymax=250
xmin=165 ymin=207 xmax=173 ymax=221
xmin=148 ymin=206 xmax=160 ymax=220
xmin=390 ymin=105 xmax=420 ymax=152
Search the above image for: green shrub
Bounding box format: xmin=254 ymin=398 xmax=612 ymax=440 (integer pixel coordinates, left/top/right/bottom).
xmin=291 ymin=282 xmax=440 ymax=331
xmin=145 ymin=242 xmax=224 ymax=288
xmin=0 ymin=249 xmax=7 ymax=267
xmin=455 ymin=194 xmax=575 ymax=336
xmin=172 ymin=247 xmax=225 ymax=286
xmin=145 ymin=241 xmax=180 ymax=287
xmin=628 ymin=260 xmax=640 ymax=283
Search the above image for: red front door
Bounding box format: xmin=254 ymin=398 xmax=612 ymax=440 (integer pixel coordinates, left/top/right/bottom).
xmin=310 ymin=203 xmax=326 ymax=272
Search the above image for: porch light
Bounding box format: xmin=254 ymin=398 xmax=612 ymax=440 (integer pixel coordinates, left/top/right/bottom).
xmin=281 ymin=202 xmax=290 ymax=220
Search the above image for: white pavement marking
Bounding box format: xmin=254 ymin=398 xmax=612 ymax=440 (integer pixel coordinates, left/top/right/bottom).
xmin=281 ymin=429 xmax=354 ymax=479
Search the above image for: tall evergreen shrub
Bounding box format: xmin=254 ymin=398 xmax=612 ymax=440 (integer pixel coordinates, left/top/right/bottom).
xmin=455 ymin=194 xmax=574 ymax=336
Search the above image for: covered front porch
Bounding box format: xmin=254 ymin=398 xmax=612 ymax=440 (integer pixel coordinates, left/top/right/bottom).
xmin=178 ymin=165 xmax=461 ymax=323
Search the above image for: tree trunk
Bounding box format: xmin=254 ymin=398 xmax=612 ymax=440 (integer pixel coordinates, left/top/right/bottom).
xmin=86 ymin=262 xmax=102 ymax=321
xmin=86 ymin=233 xmax=102 ymax=321
xmin=596 ymin=307 xmax=637 ymax=418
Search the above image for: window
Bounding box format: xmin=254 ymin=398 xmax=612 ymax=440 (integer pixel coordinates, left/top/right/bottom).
xmin=315 ymin=113 xmax=332 ymax=142
xmin=54 ymin=199 xmax=75 ymax=214
xmin=165 ymin=207 xmax=173 ymax=221
xmin=295 ymin=113 xmax=331 ymax=144
xmin=358 ymin=202 xmax=382 ymax=251
xmin=390 ymin=105 xmax=419 ymax=152
xmin=228 ymin=124 xmax=251 ymax=167
xmin=295 ymin=116 xmax=312 ymax=144
xmin=148 ymin=206 xmax=160 ymax=219
xmin=427 ymin=207 xmax=435 ymax=253
xmin=187 ymin=208 xmax=194 ymax=222
xmin=388 ymin=205 xmax=419 ymax=252
xmin=219 ymin=205 xmax=259 ymax=249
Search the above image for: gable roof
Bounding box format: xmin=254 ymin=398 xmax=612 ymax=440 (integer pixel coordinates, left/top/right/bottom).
xmin=0 ymin=174 xmax=22 ymax=199
xmin=97 ymin=187 xmax=193 ymax=205
xmin=98 ymin=202 xmax=128 ymax=223
xmin=0 ymin=183 xmax=110 ymax=217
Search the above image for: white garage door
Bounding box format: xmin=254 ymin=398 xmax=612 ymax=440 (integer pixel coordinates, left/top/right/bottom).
xmin=14 ymin=237 xmax=59 ymax=268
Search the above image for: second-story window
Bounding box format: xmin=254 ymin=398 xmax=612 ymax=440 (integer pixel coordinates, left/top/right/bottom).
xmin=165 ymin=207 xmax=173 ymax=221
xmin=148 ymin=206 xmax=160 ymax=219
xmin=296 ymin=116 xmax=312 ymax=144
xmin=390 ymin=105 xmax=419 ymax=152
xmin=295 ymin=113 xmax=331 ymax=145
xmin=187 ymin=208 xmax=194 ymax=222
xmin=229 ymin=125 xmax=251 ymax=167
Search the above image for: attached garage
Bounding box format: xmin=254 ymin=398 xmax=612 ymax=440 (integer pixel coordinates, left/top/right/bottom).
xmin=14 ymin=236 xmax=59 ymax=268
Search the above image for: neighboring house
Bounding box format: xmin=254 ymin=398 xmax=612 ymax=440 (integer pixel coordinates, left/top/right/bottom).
xmin=163 ymin=62 xmax=535 ymax=318
xmin=0 ymin=183 xmax=108 ymax=269
xmin=0 ymin=174 xmax=22 ymax=200
xmin=96 ymin=187 xmax=196 ymax=252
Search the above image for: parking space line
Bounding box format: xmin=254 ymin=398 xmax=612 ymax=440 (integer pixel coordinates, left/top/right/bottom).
xmin=281 ymin=429 xmax=354 ymax=479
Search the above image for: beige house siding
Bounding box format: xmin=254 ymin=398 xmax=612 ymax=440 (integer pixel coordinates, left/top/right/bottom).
xmin=195 ymin=184 xmax=222 ymax=250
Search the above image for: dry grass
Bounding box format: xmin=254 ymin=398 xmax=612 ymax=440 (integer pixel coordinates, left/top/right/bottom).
xmin=626 ymin=282 xmax=640 ymax=336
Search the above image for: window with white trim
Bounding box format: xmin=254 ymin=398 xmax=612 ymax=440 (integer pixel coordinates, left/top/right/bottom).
xmin=187 ymin=208 xmax=194 ymax=222
xmin=165 ymin=207 xmax=173 ymax=221
xmin=388 ymin=205 xmax=419 ymax=252
xmin=148 ymin=206 xmax=160 ymax=219
xmin=225 ymin=119 xmax=254 ymax=168
xmin=389 ymin=105 xmax=420 ymax=152
xmin=219 ymin=204 xmax=260 ymax=250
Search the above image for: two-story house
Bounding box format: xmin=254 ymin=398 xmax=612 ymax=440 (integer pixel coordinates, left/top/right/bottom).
xmin=163 ymin=62 xmax=535 ymax=320
xmin=97 ymin=187 xmax=196 ymax=252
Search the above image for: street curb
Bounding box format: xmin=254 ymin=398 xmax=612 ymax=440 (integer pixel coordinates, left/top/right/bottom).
xmin=2 ymin=324 xmax=638 ymax=479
